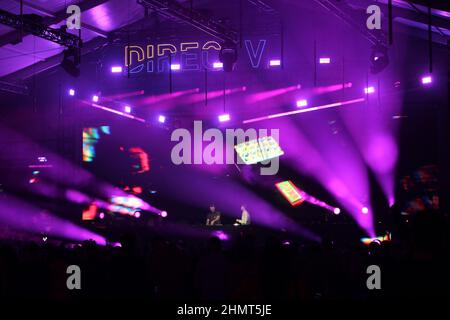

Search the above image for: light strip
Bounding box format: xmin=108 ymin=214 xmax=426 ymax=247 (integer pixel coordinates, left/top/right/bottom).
xmin=243 ymin=98 xmax=365 ymax=124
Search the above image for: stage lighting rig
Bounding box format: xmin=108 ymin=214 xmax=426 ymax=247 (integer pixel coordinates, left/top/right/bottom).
xmin=219 ymin=42 xmax=238 ymax=72
xmin=61 ymin=47 xmax=81 ymax=78
xmin=370 ymin=45 xmax=389 ymax=74
xmin=137 ymin=0 xmax=238 ymax=44
xmin=0 ymin=9 xmax=82 ymax=49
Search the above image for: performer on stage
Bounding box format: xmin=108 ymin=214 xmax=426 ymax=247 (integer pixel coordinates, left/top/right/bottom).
xmin=206 ymin=205 xmax=222 ymax=226
xmin=235 ymin=205 xmax=251 ymax=225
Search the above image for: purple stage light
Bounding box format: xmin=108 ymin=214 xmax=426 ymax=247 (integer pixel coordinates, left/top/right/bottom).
xmin=124 ymin=105 xmax=131 ymax=113
xmin=334 ymin=208 xmax=341 ymax=215
xmin=170 ymin=64 xmax=181 ymax=71
xmin=319 ymin=57 xmax=331 ymax=64
xmin=99 ymin=212 xmax=105 ymax=219
xmin=92 ymin=95 xmax=99 ymax=102
xmin=134 ymin=211 xmax=141 ymax=218
xmin=212 ymin=230 xmax=229 ymax=241
xmin=69 ymin=89 xmax=75 ymax=96
xmin=213 ymin=62 xmax=223 ymax=69
xmin=296 ymin=99 xmax=308 ymax=107
xmin=361 ymin=207 xmax=369 ymax=214
xmin=85 ymin=100 xmax=146 ymax=123
xmin=364 ymin=86 xmax=375 ymax=94
xmin=161 ymin=211 xmax=168 ymax=218
xmin=243 ymin=98 xmax=365 ymax=124
xmin=111 ymin=66 xmax=123 ymax=73
xmin=421 ymin=75 xmax=432 ymax=85
xmin=269 ymin=59 xmax=281 ymax=66
xmin=158 ymin=115 xmax=166 ymax=123
xmin=218 ymin=114 xmax=230 ymax=122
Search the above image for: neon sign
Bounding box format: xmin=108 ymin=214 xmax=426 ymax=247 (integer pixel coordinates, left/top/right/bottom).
xmin=124 ymin=39 xmax=268 ymax=74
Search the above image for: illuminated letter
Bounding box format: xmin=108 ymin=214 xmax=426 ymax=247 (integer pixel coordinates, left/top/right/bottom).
xmin=147 ymin=44 xmax=154 ymax=59
xmin=202 ymin=41 xmax=221 ymax=51
xmin=182 ymin=53 xmax=200 ymax=71
xmin=125 ymin=45 xmax=145 ymax=66
xmin=158 ymin=44 xmax=177 ymax=56
xmin=181 ymin=42 xmax=199 ymax=51
xmin=245 ymin=39 xmax=266 ymax=68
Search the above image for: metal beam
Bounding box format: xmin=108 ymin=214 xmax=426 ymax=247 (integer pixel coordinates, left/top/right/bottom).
xmin=347 ymin=0 xmax=450 ymax=33
xmin=313 ymin=0 xmax=387 ymax=46
xmin=0 ymin=0 xmax=109 ymax=47
xmin=0 ymin=79 xmax=29 ymax=95
xmin=11 ymin=0 xmax=109 ymax=38
xmin=137 ymin=0 xmax=238 ymax=44
xmin=1 ymin=36 xmax=108 ymax=81
xmin=0 ymin=8 xmax=82 ymax=49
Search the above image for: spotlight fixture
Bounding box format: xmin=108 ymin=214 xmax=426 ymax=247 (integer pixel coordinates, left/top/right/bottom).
xmin=361 ymin=207 xmax=369 ymax=214
xmin=68 ymin=89 xmax=75 ymax=96
xmin=158 ymin=115 xmax=166 ymax=123
xmin=421 ymin=75 xmax=432 ymax=85
xmin=170 ymin=64 xmax=181 ymax=71
xmin=269 ymin=59 xmax=281 ymax=66
xmin=370 ymin=45 xmax=389 ymax=74
xmin=111 ymin=66 xmax=123 ymax=73
xmin=161 ymin=211 xmax=168 ymax=218
xmin=319 ymin=57 xmax=331 ymax=64
xmin=364 ymin=86 xmax=375 ymax=94
xmin=333 ymin=208 xmax=341 ymax=215
xmin=219 ymin=42 xmax=238 ymax=72
xmin=213 ymin=62 xmax=223 ymax=69
xmin=134 ymin=211 xmax=141 ymax=218
xmin=218 ymin=114 xmax=230 ymax=122
xmin=99 ymin=212 xmax=105 ymax=219
xmin=124 ymin=105 xmax=131 ymax=113
xmin=61 ymin=47 xmax=80 ymax=77
xmin=296 ymin=99 xmax=308 ymax=107
xmin=92 ymin=95 xmax=99 ymax=103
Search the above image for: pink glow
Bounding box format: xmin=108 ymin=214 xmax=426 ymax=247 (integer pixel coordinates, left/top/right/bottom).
xmin=364 ymin=86 xmax=375 ymax=94
xmin=134 ymin=88 xmax=199 ymax=106
xmin=243 ymin=98 xmax=365 ymax=124
xmin=296 ymin=99 xmax=308 ymax=107
xmin=81 ymin=100 xmax=146 ymax=123
xmin=247 ymin=84 xmax=301 ymax=103
xmin=421 ymin=75 xmax=432 ymax=84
